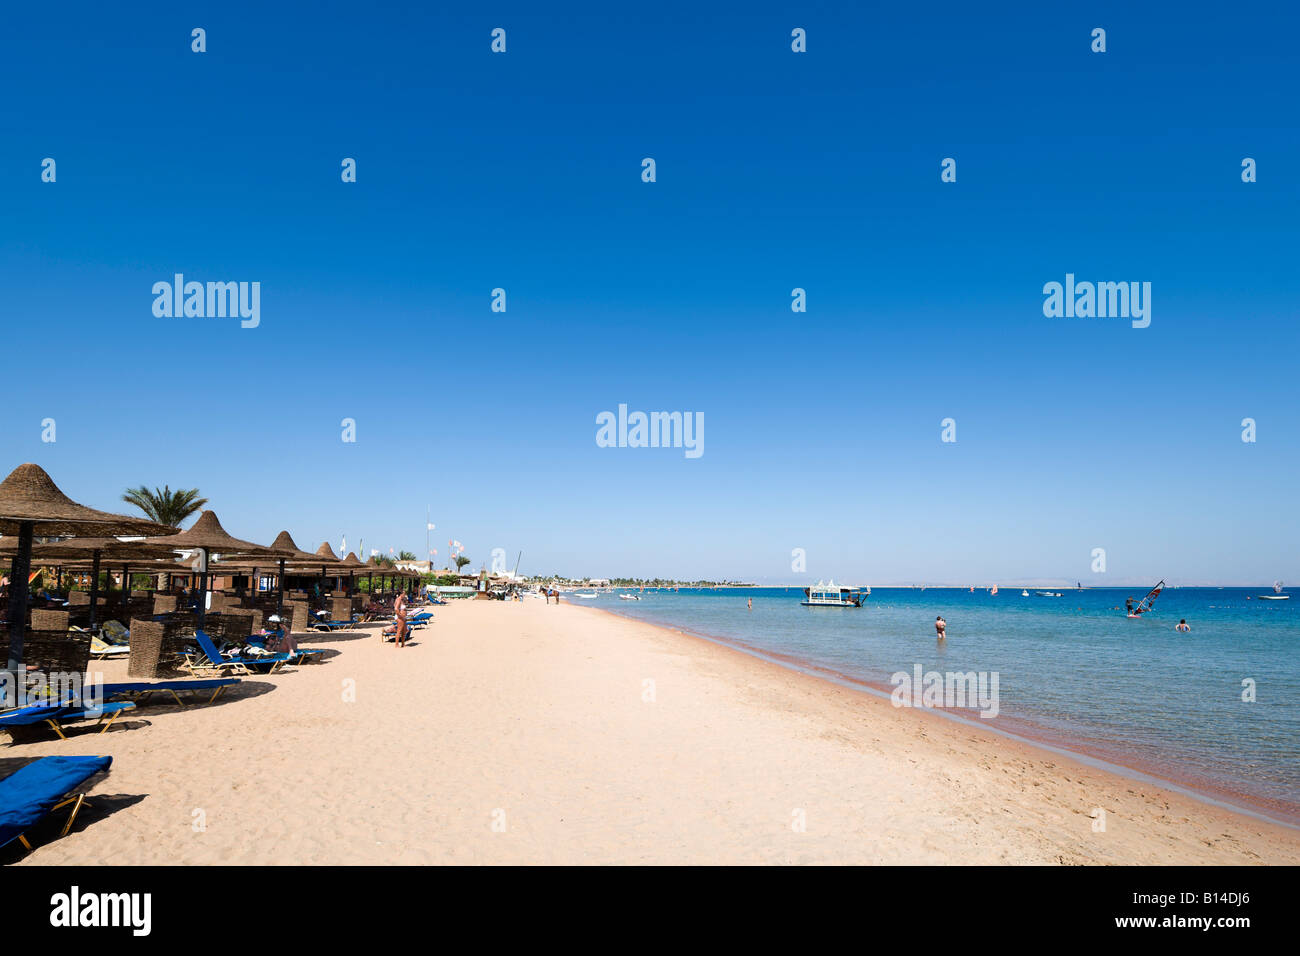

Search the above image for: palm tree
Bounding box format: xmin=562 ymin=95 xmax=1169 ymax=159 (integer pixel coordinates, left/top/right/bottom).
xmin=454 ymin=555 xmax=472 ymax=572
xmin=121 ymin=485 xmax=208 ymax=528
xmin=398 ymin=550 xmax=416 ymax=560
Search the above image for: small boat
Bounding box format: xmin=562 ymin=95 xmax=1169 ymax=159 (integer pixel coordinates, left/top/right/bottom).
xmin=572 ymin=591 xmax=599 ymax=599
xmin=801 ymin=580 xmax=866 ymax=607
xmin=1036 ymin=591 xmax=1062 ymax=598
xmin=618 ymin=593 xmax=641 ymax=601
xmin=1021 ymin=589 xmax=1029 ymax=597
xmin=1260 ymin=582 xmax=1289 ymax=600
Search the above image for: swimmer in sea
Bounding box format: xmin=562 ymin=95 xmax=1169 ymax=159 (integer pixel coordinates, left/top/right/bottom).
xmin=935 ymin=615 xmax=946 ymax=640
xmin=1176 ymin=619 xmax=1190 ymax=632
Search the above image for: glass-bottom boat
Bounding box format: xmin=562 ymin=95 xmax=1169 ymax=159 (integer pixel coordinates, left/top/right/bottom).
xmin=801 ymin=580 xmax=867 ymax=607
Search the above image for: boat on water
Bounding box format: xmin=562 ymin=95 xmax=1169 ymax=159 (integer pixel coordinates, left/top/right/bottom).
xmin=618 ymin=593 xmax=641 ymax=601
xmin=572 ymin=591 xmax=599 ymax=599
xmin=1260 ymin=582 xmax=1289 ymax=600
xmin=1036 ymin=590 xmax=1062 ymax=597
xmin=1021 ymin=589 xmax=1029 ymax=597
xmin=801 ymin=580 xmax=867 ymax=607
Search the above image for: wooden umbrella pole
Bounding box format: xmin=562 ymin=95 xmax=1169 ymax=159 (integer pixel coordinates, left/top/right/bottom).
xmin=87 ymin=549 xmax=102 ymax=631
xmin=4 ymin=521 xmax=34 ymax=699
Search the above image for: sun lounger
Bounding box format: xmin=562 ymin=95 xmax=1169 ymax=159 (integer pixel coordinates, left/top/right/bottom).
xmin=0 ymin=755 xmax=113 ymax=852
xmin=94 ymin=678 xmax=240 ymax=706
xmin=0 ymin=702 xmax=136 ymax=739
xmin=311 ymin=617 xmax=359 ymax=632
xmin=182 ymin=629 xmax=292 ymax=675
xmin=90 ymin=634 xmax=131 ymax=659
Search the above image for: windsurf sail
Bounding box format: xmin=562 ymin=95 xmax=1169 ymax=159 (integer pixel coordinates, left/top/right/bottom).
xmin=1132 ymin=580 xmax=1164 ymax=615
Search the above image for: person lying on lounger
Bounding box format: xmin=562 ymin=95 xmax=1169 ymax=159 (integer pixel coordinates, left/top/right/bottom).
xmin=247 ymin=615 xmax=297 ymax=655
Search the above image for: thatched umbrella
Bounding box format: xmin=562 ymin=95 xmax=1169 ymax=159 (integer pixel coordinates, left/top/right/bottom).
xmin=260 ymin=531 xmax=319 ymax=615
xmin=339 ymin=552 xmax=365 ymax=595
xmin=140 ymin=511 xmax=292 ymax=629
xmin=365 ymin=555 xmax=397 ymax=596
xmin=25 ymin=537 xmax=184 ymax=628
xmin=208 ymin=530 xmax=319 ymax=616
xmin=0 ymin=463 xmax=176 ymax=690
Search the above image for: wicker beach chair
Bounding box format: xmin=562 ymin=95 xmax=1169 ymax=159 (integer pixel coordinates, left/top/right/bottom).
xmin=30 ymin=609 xmax=70 ymax=632
xmin=21 ymin=630 xmax=91 ymax=683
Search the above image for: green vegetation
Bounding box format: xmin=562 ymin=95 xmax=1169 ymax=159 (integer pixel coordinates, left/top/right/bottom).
xmin=121 ymin=485 xmax=208 ymax=527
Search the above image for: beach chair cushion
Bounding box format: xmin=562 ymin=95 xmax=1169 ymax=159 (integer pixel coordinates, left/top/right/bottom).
xmin=0 ymin=755 xmax=112 ymax=849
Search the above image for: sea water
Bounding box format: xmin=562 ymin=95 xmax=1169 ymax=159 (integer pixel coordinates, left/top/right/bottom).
xmin=592 ymin=587 xmax=1299 ymax=823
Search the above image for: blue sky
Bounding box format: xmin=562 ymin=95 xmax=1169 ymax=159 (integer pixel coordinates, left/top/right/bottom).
xmin=2 ymin=2 xmax=1296 ymax=584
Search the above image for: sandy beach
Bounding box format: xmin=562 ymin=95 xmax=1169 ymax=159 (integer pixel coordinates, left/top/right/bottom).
xmin=7 ymin=598 xmax=1298 ymax=865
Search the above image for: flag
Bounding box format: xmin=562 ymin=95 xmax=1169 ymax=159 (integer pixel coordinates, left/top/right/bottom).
xmin=427 ymin=522 xmax=435 ymax=531
xmin=340 ymin=535 xmax=347 ymax=555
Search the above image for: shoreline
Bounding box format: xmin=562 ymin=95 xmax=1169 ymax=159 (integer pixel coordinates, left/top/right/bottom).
xmin=581 ymin=601 xmax=1300 ymax=830
xmin=9 ymin=598 xmax=1298 ymax=865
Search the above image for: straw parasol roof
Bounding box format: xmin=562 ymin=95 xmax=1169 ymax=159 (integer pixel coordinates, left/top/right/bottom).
xmin=24 ymin=536 xmax=187 ymax=562
xmin=270 ymin=531 xmax=323 ymax=565
xmin=308 ymin=542 xmax=348 ymax=571
xmin=0 ymin=464 xmax=176 ymax=538
xmin=206 ymin=530 xmax=323 ymax=572
xmin=141 ymin=511 xmax=292 ymax=559
xmin=340 ymin=552 xmax=365 ymax=569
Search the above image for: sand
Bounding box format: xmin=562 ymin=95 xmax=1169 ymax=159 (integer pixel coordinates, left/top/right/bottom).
xmin=6 ymin=598 xmax=1298 ymax=865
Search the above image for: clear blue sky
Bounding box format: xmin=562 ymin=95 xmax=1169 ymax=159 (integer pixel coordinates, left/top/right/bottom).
xmin=2 ymin=2 xmax=1296 ymax=585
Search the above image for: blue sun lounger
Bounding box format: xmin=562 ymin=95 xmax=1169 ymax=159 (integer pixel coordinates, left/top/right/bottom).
xmin=184 ymin=630 xmax=324 ymax=675
xmin=0 ymin=755 xmax=112 ymax=852
xmin=311 ymin=616 xmax=359 ymax=632
xmin=0 ymin=702 xmax=136 ymax=739
xmin=94 ymin=679 xmax=240 ymax=706
xmin=183 ymin=629 xmax=291 ymax=675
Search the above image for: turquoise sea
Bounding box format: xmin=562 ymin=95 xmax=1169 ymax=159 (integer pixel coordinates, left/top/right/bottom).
xmin=588 ymin=586 xmax=1299 ymax=824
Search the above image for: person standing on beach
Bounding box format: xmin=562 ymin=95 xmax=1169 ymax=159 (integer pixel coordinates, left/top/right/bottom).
xmin=935 ymin=615 xmax=947 ymax=640
xmin=394 ymin=590 xmax=408 ymax=647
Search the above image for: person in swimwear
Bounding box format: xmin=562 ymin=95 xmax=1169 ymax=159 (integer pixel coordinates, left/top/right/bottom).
xmin=393 ymin=589 xmax=408 ymax=647
xmin=935 ymin=615 xmax=947 ymax=640
xmin=1176 ymin=619 xmax=1190 ymax=632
